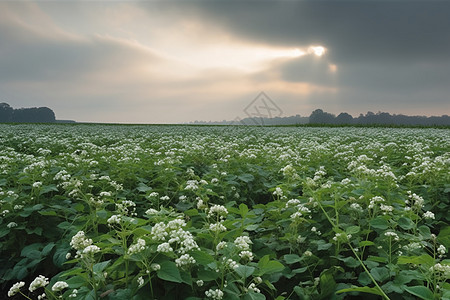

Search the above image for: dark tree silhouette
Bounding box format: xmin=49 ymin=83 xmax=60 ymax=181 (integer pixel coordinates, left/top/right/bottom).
xmin=309 ymin=109 xmax=336 ymax=124
xmin=0 ymin=103 xmax=56 ymax=123
xmin=0 ymin=103 xmax=14 ymax=122
xmin=309 ymin=109 xmax=450 ymax=126
xmin=335 ymin=112 xmax=354 ymax=124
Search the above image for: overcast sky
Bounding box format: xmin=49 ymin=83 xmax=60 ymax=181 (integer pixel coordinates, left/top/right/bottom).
xmin=1 ymin=1 xmax=449 ymax=123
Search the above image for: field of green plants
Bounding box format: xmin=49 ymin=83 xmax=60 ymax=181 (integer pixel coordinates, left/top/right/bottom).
xmin=0 ymin=124 xmax=449 ymax=300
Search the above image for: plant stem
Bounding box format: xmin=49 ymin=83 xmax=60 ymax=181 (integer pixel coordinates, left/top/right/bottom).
xmin=348 ymin=244 xmax=391 ymax=300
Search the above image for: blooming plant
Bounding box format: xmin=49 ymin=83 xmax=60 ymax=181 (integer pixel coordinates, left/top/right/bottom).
xmin=0 ymin=124 xmax=449 ymax=299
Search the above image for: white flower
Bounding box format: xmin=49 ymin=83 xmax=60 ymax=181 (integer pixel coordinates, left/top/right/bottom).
xmin=52 ymin=281 xmax=69 ymax=292
xmin=437 ymin=245 xmax=446 ymax=256
xmin=7 ymin=222 xmax=17 ymax=228
xmin=304 ymin=250 xmax=313 ymax=257
xmin=248 ymin=283 xmax=260 ymax=293
xmin=70 ymin=231 xmax=92 ymax=250
xmin=145 ymin=208 xmax=158 ymax=215
xmin=273 ymin=187 xmax=283 ymax=196
xmin=254 ymin=277 xmax=262 ymax=284
xmin=128 ymin=238 xmax=146 ymax=255
xmin=137 ymin=276 xmax=144 ymax=287
xmin=209 ymin=222 xmax=227 ymax=232
xmin=384 ymin=231 xmax=400 ymax=241
xmin=157 ymin=242 xmax=173 ymax=253
xmin=239 ymin=250 xmax=254 ymax=261
xmin=216 ymin=241 xmax=227 ymax=251
xmin=208 ymin=205 xmax=228 ymax=219
xmin=205 ymin=288 xmax=224 ymax=300
xmin=150 ymin=263 xmax=161 ymax=271
xmin=225 ymin=258 xmax=239 ymax=270
xmin=82 ymin=245 xmax=100 ymax=256
xmin=107 ymin=214 xmax=122 ymax=226
xmin=8 ymin=281 xmax=25 ymax=297
xmin=423 ymin=211 xmax=435 ymax=219
xmin=32 ymin=181 xmax=43 ymax=188
xmin=29 ymin=275 xmax=49 ymax=292
xmin=196 ymin=280 xmax=204 ymax=287
xmin=175 ymin=254 xmax=196 ymax=267
xmin=234 ymin=236 xmax=252 ymax=251
xmin=66 ymin=252 xmax=72 ymax=259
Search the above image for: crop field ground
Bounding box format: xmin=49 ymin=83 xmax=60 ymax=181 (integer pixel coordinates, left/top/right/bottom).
xmin=0 ymin=124 xmax=449 ymax=300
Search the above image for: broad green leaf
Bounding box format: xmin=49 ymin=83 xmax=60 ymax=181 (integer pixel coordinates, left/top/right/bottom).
xmin=238 ymin=174 xmax=255 ymax=183
xmin=370 ymin=267 xmax=389 ymax=282
xmin=40 ymin=184 xmax=58 ymax=195
xmin=157 ymin=261 xmax=183 ymax=283
xmin=369 ymin=216 xmax=389 ymax=230
xmin=320 ymin=272 xmax=336 ymax=298
xmin=359 ymin=241 xmax=375 ymax=247
xmin=346 ymin=226 xmax=360 ymax=235
xmin=239 ymin=203 xmax=249 ymax=216
xmin=336 ymin=286 xmax=384 ymax=296
xmin=191 ymin=250 xmax=215 ymax=265
xmin=38 ymin=210 xmax=58 ymax=216
xmin=404 ymin=286 xmax=435 ymax=300
xmin=367 ymin=256 xmax=388 ymax=263
xmin=243 ymin=292 xmax=266 ymax=300
xmin=93 ymin=260 xmax=110 ymax=273
xmin=438 ymin=226 xmax=450 ymax=249
xmin=397 ymin=255 xmax=434 ymax=267
xmin=398 ymin=217 xmax=415 ymax=230
xmin=284 ymin=254 xmax=302 ymax=264
xmin=235 ymin=265 xmax=255 ymax=278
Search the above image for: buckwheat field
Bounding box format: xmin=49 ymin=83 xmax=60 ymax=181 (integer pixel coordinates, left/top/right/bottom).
xmin=1 ymin=124 xmax=449 ymax=300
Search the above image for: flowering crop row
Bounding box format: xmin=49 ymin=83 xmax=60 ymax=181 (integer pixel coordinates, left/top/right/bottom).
xmin=0 ymin=124 xmax=449 ymax=300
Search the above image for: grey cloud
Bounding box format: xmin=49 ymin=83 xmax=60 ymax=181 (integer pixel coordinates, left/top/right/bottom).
xmin=167 ymin=1 xmax=450 ymax=65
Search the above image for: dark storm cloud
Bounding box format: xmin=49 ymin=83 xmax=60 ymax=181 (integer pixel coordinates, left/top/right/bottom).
xmin=166 ymin=1 xmax=450 ymax=65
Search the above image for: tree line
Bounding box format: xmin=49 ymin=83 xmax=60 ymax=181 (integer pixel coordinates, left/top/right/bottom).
xmin=309 ymin=109 xmax=450 ymax=126
xmin=0 ymin=103 xmax=56 ymax=123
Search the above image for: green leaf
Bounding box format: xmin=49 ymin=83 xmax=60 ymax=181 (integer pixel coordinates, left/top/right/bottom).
xmin=257 ymin=255 xmax=284 ymax=275
xmin=239 ymin=203 xmax=249 ymax=216
xmin=336 ymin=286 xmax=384 ymax=296
xmin=284 ymin=254 xmax=302 ymax=264
xmin=238 ymin=174 xmax=255 ymax=183
xmin=359 ymin=241 xmax=375 ymax=247
xmin=397 ymin=255 xmax=434 ymax=267
xmin=367 ymin=256 xmax=388 ymax=263
xmin=398 ymin=217 xmax=415 ymax=230
xmin=370 ymin=267 xmax=389 ymax=282
xmin=235 ymin=265 xmax=255 ymax=278
xmin=191 ymin=250 xmax=215 ymax=265
xmin=340 ymin=256 xmax=360 ymax=268
xmin=157 ymin=261 xmax=183 ymax=283
xmin=370 ymin=216 xmax=389 ymax=230
xmin=346 ymin=226 xmax=360 ymax=235
xmin=404 ymin=286 xmax=435 ymax=300
xmin=93 ymin=260 xmax=110 ymax=273
xmin=319 ymin=272 xmax=336 ymax=298
xmin=136 ymin=183 xmax=152 ymax=192
xmin=438 ymin=226 xmax=450 ymax=249
xmin=42 ymin=243 xmax=55 ymax=256
xmin=40 ymin=184 xmax=58 ymax=195
xmin=185 ymin=209 xmax=199 ymax=216
xmin=243 ymin=292 xmax=266 ymax=300
xmin=38 ymin=210 xmax=58 ymax=216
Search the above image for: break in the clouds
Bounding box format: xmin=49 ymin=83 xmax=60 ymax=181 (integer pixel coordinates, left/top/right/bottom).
xmin=0 ymin=1 xmax=449 ymax=123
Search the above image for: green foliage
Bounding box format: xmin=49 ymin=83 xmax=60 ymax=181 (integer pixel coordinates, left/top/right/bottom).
xmin=0 ymin=124 xmax=449 ymax=299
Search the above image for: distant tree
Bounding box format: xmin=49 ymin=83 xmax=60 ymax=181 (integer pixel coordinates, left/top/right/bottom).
xmin=335 ymin=112 xmax=353 ymax=124
xmin=0 ymin=102 xmax=14 ymax=122
xmin=0 ymin=103 xmax=56 ymax=123
xmin=309 ymin=109 xmax=336 ymax=124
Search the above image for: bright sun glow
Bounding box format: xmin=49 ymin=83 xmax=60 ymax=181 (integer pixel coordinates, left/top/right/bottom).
xmin=308 ymin=46 xmax=326 ymax=57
